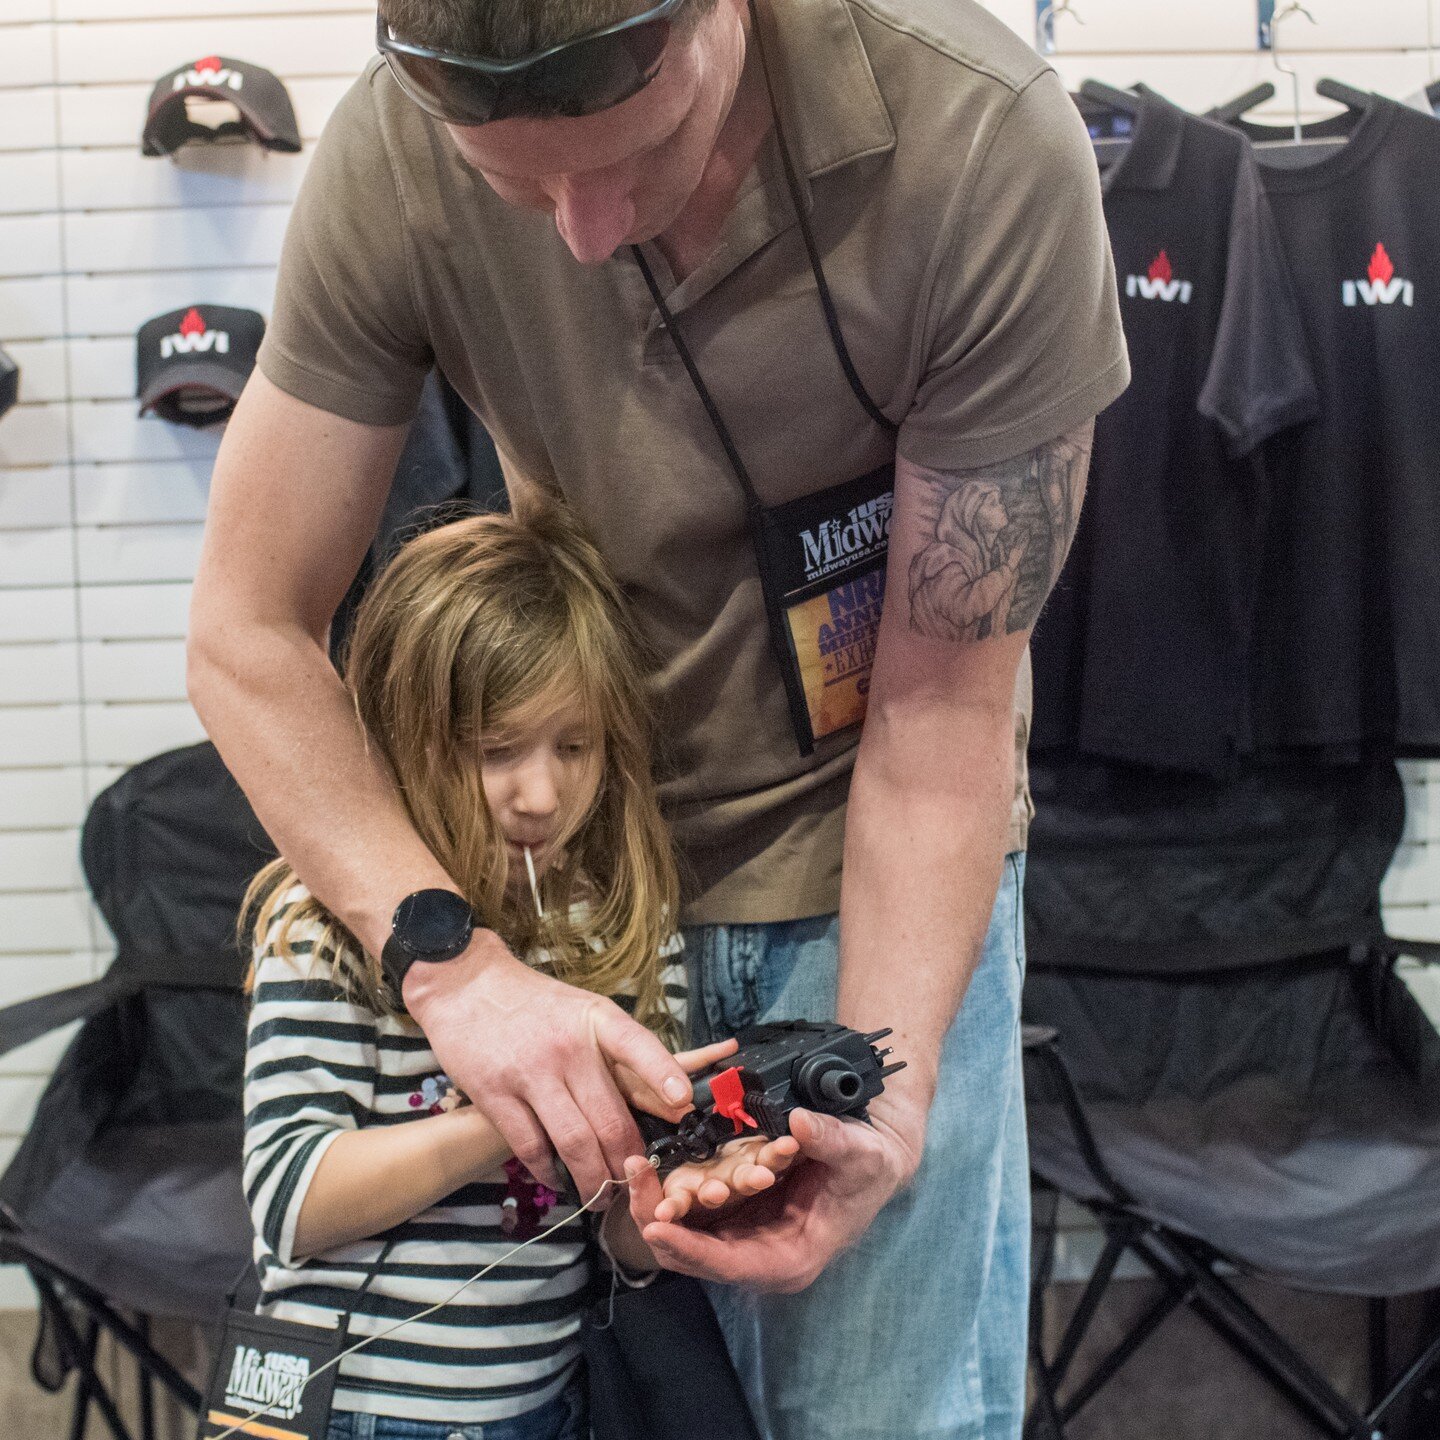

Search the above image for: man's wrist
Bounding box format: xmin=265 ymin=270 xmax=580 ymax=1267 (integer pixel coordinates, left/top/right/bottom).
xmin=400 ymin=927 xmax=511 ymax=1014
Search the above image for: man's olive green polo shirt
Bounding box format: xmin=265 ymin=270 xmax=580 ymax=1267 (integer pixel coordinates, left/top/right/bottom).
xmin=259 ymin=0 xmax=1129 ymax=925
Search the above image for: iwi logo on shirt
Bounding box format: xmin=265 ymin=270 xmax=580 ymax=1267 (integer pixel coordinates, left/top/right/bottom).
xmin=161 ymin=308 xmax=230 ymax=359
xmin=1125 ymin=250 xmax=1192 ymax=304
xmin=224 ymin=1344 xmax=310 ymax=1421
xmin=1342 ymin=243 xmax=1414 ymax=307
xmin=175 ymin=56 xmax=244 ymax=92
xmin=800 ymin=493 xmax=894 ymax=583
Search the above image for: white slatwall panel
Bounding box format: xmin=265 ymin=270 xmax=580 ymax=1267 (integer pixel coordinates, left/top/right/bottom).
xmin=0 ymin=0 xmax=1436 ymax=1317
xmin=0 ymin=5 xmax=376 ymax=1316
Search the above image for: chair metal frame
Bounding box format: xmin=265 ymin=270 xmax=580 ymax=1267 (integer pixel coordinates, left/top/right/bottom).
xmin=1024 ymin=937 xmax=1440 ymax=1440
xmin=0 ymin=1225 xmax=203 ymax=1440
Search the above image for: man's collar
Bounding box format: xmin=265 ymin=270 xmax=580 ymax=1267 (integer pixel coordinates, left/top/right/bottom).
xmin=756 ymin=0 xmax=896 ymax=178
xmin=1102 ymin=88 xmax=1187 ymax=193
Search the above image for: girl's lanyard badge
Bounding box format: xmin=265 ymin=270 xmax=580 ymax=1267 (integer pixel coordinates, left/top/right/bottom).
xmin=631 ymin=0 xmax=899 ymax=756
xmin=198 ymin=1240 xmax=394 ymax=1440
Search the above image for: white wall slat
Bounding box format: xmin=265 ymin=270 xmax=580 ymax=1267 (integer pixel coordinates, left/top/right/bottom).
xmin=78 ymin=581 xmax=191 ymax=640
xmin=61 ymin=145 xmax=311 ymax=213
xmin=1 ymin=343 xmax=67 ymax=405
xmin=68 ymin=268 xmax=276 ymax=340
xmin=76 ymin=523 xmax=204 ymax=585
xmin=0 ymin=1024 xmax=79 ymax=1082
xmin=81 ymin=638 xmax=187 ymax=702
xmin=58 ymin=0 xmax=360 ymax=20
xmin=0 ymin=153 xmax=60 ymax=217
xmin=0 ymin=832 xmax=83 ymax=895
xmin=0 ymin=1078 xmax=47 ymax=1137
xmin=75 ymin=462 xmax=210 ymax=525
xmin=82 ymin=699 xmax=205 ymax=764
xmin=0 ymin=216 xmax=63 ymax=281
xmin=55 ymin=14 xmax=373 ymax=87
xmin=0 ymin=404 xmax=69 ymax=469
xmin=0 ymin=890 xmax=93 ymax=954
xmin=0 ymin=88 xmax=59 ymax=153
xmin=0 ymin=276 xmax=64 ymax=342
xmin=0 ymin=27 xmax=56 ymax=93
xmin=0 ymin=1 xmax=53 ymax=25
xmin=0 ymin=704 xmax=83 ymax=768
xmin=0 ymin=769 xmax=88 ymax=830
xmin=73 ymin=402 xmax=222 ymax=466
xmin=0 ymin=643 xmax=80 ymax=706
xmin=0 ymin=586 xmax=74 ymax=644
xmin=0 ymin=469 xmax=71 ymax=532
xmin=0 ymin=529 xmax=76 ymax=589
xmin=64 ymin=204 xmax=289 ymax=275
xmin=1381 ymin=844 xmax=1440 ymax=907
xmin=66 ymin=338 xmax=136 ymax=403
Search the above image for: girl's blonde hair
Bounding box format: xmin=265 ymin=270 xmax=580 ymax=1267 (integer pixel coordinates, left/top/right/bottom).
xmin=242 ymin=496 xmax=679 ymax=1037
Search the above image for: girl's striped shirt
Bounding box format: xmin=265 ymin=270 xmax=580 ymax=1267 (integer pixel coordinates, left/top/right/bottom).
xmin=242 ymin=896 xmax=686 ymax=1424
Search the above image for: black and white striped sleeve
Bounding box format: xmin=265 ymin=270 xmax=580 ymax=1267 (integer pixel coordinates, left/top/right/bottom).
xmin=243 ymin=936 xmax=378 ymax=1266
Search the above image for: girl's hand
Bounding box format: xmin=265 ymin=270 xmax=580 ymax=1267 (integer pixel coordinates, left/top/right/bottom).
xmin=651 ymin=1132 xmax=801 ymax=1222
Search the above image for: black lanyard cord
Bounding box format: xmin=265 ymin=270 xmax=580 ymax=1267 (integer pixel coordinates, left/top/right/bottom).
xmin=632 ymin=245 xmax=764 ymax=512
xmin=745 ymin=0 xmax=897 ymax=436
xmin=629 ymin=0 xmax=898 ymax=501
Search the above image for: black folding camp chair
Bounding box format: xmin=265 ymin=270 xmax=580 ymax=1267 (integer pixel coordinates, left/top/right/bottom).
xmin=0 ymin=743 xmax=275 ymax=1440
xmin=1020 ymin=755 xmax=1440 ymax=1440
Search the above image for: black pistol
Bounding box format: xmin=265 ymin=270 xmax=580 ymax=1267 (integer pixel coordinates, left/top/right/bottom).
xmin=636 ymin=1020 xmax=905 ymax=1174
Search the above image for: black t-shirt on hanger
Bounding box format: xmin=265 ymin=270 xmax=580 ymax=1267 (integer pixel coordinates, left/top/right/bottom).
xmin=1031 ymin=90 xmax=1317 ymax=774
xmin=1233 ymin=97 xmax=1440 ymax=757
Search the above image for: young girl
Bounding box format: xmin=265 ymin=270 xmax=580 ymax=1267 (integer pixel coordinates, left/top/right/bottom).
xmin=240 ymin=502 xmax=796 ymax=1440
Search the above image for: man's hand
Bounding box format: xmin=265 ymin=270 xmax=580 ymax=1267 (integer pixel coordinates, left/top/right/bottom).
xmin=631 ymin=1088 xmax=928 ymax=1293
xmin=402 ymin=933 xmax=692 ymax=1202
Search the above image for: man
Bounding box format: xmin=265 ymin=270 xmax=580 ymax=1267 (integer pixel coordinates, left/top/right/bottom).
xmin=188 ymin=0 xmax=1127 ymax=1435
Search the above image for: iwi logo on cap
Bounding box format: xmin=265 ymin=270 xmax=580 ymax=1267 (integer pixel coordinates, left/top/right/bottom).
xmin=1342 ymin=243 xmax=1413 ymax=307
xmin=161 ymin=308 xmax=230 ymax=359
xmin=1125 ymin=250 xmax=1193 ymax=304
xmin=175 ymin=55 xmax=243 ymax=92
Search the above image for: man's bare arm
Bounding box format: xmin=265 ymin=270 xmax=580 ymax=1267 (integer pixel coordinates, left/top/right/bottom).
xmin=188 ymin=374 xmax=689 ymax=1200
xmin=188 ymin=374 xmax=447 ymax=948
xmin=642 ymin=421 xmax=1093 ymax=1289
xmin=840 ymin=423 xmax=1092 ymax=1081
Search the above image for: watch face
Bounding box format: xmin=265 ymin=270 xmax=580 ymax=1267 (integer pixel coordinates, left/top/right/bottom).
xmin=394 ymin=889 xmax=474 ymax=958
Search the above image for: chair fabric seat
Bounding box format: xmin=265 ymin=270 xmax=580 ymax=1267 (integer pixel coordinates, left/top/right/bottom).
xmin=7 ymin=1120 xmax=251 ymax=1322
xmin=1025 ymin=959 xmax=1440 ymax=1296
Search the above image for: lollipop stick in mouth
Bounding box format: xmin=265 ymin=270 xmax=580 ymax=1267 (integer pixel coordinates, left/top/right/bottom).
xmin=524 ymin=846 xmax=544 ymax=920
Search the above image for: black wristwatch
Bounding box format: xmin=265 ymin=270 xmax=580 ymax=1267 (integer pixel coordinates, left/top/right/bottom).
xmin=381 ymin=889 xmax=476 ymax=992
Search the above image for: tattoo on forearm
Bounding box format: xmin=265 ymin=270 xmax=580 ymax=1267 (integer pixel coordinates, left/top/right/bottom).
xmin=906 ymin=425 xmax=1091 ymax=642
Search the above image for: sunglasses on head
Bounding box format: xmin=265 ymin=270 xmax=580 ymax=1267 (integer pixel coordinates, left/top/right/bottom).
xmin=376 ymin=0 xmax=688 ymax=126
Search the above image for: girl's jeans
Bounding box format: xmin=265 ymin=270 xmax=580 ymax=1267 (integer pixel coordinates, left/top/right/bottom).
xmin=684 ymin=854 xmax=1030 ymax=1440
xmin=325 ymin=1378 xmax=584 ymax=1440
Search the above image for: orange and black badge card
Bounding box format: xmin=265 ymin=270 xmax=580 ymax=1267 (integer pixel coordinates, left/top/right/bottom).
xmin=752 ymin=464 xmax=893 ymax=754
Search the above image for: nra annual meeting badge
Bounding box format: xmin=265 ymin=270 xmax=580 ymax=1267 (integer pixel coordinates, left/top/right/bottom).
xmin=197 ymin=1308 xmax=344 ymax=1440
xmin=753 ymin=464 xmax=894 ymax=755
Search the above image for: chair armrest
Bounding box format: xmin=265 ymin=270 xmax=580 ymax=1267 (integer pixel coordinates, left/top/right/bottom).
xmin=1378 ymin=936 xmax=1440 ymax=967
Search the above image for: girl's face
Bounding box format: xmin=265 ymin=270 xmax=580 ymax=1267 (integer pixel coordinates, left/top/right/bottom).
xmin=478 ymin=683 xmax=604 ymax=886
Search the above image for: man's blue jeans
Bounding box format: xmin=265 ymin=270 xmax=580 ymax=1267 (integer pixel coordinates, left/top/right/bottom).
xmin=683 ymin=854 xmax=1029 ymax=1440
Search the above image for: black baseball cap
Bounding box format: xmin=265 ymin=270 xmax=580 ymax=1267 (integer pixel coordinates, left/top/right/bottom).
xmin=0 ymin=346 xmax=16 ymax=421
xmin=136 ymin=306 xmax=265 ymax=428
xmin=142 ymin=56 xmax=301 ymax=156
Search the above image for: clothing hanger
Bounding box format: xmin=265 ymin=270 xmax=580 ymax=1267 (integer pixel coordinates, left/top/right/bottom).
xmin=1206 ymin=82 xmax=1276 ymax=125
xmin=1314 ymin=77 xmax=1374 ymax=114
xmin=1210 ymin=6 xmax=1356 ymax=166
xmin=1036 ymin=0 xmax=1084 ymax=57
